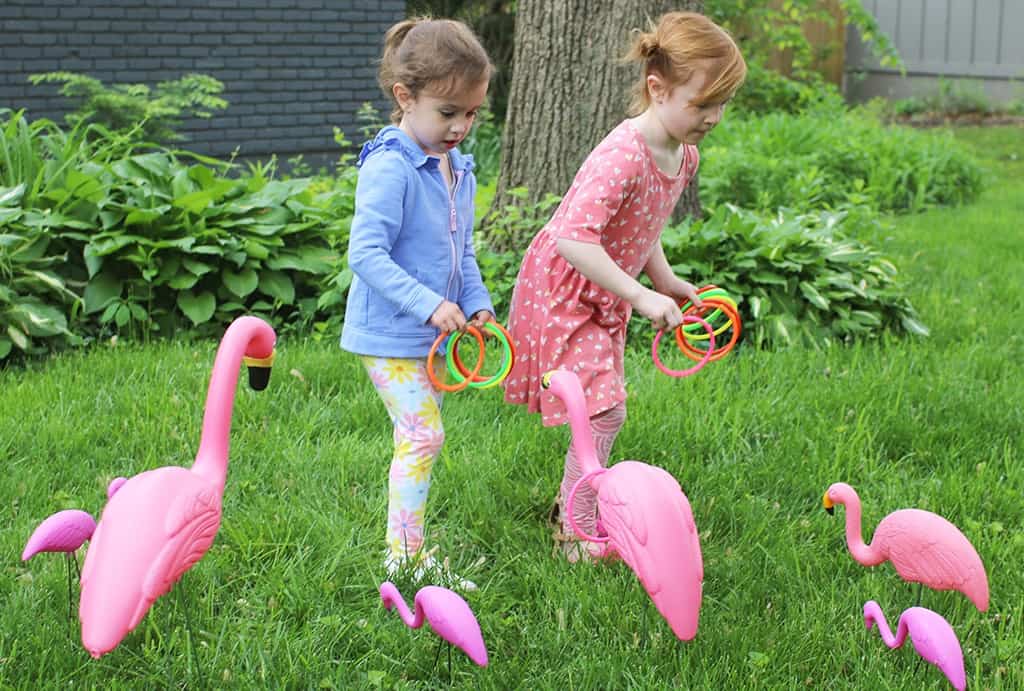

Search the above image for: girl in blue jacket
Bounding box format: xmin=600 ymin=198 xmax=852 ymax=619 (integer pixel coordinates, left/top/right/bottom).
xmin=341 ymin=17 xmax=494 ymax=590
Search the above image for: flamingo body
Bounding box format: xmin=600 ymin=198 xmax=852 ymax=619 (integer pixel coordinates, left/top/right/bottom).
xmin=379 ymin=582 xmax=488 ymax=666
xmin=542 ymin=370 xmax=704 ymax=641
xmin=593 ymin=461 xmax=703 ymax=640
xmin=863 ymin=600 xmax=966 ymax=691
xmin=824 ymin=482 xmax=988 ymax=611
xmin=78 ymin=316 xmax=275 ymax=658
xmin=22 ymin=510 xmax=96 ymax=561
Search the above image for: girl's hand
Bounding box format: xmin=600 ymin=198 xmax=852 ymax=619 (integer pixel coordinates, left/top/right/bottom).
xmin=633 ymin=288 xmax=684 ymax=331
xmin=653 ymin=276 xmax=703 ymax=312
xmin=662 ymin=278 xmax=703 ymax=312
xmin=429 ymin=300 xmax=467 ymax=333
xmin=467 ymin=310 xmax=495 ymax=333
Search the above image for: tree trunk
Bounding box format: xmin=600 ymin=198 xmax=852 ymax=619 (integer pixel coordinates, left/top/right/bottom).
xmin=483 ymin=0 xmax=704 ymax=250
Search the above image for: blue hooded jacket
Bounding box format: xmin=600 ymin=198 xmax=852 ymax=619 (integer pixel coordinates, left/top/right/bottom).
xmin=341 ymin=126 xmax=495 ymax=357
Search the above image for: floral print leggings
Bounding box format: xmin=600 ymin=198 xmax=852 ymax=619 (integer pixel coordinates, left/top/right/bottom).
xmin=360 ymin=355 xmax=446 ymax=563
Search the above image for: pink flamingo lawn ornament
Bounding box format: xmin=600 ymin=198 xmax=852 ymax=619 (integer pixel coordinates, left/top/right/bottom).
xmin=78 ymin=315 xmax=276 ymax=658
xmin=22 ymin=478 xmax=128 ymax=619
xmin=863 ymin=600 xmax=966 ymax=690
xmin=22 ymin=510 xmax=96 ymax=619
xmin=379 ymin=581 xmax=488 ymax=677
xmin=823 ymin=482 xmax=989 ymax=612
xmin=540 ymin=369 xmax=703 ymax=641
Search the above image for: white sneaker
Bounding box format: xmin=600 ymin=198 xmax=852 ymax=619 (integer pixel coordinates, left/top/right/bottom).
xmin=384 ymin=551 xmax=478 ymax=592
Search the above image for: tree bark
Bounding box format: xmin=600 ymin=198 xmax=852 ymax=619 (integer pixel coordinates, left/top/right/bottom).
xmin=483 ymin=0 xmax=704 ymax=249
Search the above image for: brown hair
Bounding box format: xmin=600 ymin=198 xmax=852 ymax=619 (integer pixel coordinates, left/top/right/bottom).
xmin=378 ymin=17 xmax=493 ymax=123
xmin=625 ymin=12 xmax=746 ymax=115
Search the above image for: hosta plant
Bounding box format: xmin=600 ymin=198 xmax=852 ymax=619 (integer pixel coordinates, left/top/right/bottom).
xmin=658 ymin=204 xmax=928 ymax=349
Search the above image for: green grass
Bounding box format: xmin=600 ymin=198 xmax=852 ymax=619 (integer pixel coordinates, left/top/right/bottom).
xmin=2 ymin=126 xmax=1023 ymax=689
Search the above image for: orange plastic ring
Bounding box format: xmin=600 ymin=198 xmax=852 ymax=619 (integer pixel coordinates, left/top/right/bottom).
xmin=675 ymin=298 xmax=742 ymax=362
xmin=427 ymin=326 xmax=485 ymax=392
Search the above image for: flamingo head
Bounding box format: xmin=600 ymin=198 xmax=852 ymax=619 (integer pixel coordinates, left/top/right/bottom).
xmin=540 ymin=369 xmax=577 ymax=398
xmin=823 ymin=482 xmax=855 ymax=516
xmin=243 ymin=349 xmax=276 ymax=391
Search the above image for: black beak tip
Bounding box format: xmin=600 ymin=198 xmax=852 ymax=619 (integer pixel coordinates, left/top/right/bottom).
xmin=247 ymin=366 xmax=271 ymax=391
xmin=825 ymin=506 xmax=834 ymax=516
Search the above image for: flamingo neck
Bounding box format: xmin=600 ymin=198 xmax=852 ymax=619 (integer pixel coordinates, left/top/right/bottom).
xmin=839 ymin=492 xmax=884 ymax=566
xmin=380 ymin=585 xmax=424 ymax=629
xmin=192 ymin=317 xmax=274 ymax=492
xmin=552 ymin=375 xmax=600 ymax=476
xmin=865 ymin=602 xmax=907 ymax=649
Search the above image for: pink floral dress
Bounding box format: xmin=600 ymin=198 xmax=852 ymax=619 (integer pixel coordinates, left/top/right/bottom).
xmin=503 ymin=119 xmax=699 ymax=426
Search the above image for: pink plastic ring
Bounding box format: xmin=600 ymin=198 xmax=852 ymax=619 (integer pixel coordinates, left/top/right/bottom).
xmin=565 ymin=468 xmax=611 ymax=543
xmin=652 ymin=314 xmax=715 ymax=377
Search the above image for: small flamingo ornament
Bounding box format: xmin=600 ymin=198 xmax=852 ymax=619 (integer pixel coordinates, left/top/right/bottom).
xmin=541 ymin=370 xmax=704 ymax=641
xmin=823 ymin=482 xmax=988 ymax=611
xmin=22 ymin=509 xmax=97 ymax=619
xmin=379 ymin=581 xmax=488 ymax=674
xmin=22 ymin=477 xmax=128 ymax=619
xmin=78 ymin=316 xmax=275 ymax=658
xmin=863 ymin=600 xmax=966 ymax=690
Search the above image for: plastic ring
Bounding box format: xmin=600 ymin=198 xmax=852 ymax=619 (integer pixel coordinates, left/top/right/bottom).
xmin=447 ymin=322 xmax=513 ymax=389
xmin=427 ymin=326 xmax=485 ymax=392
xmin=675 ymin=298 xmax=742 ymax=362
xmin=565 ymin=469 xmax=611 ymax=543
xmin=652 ymin=314 xmax=715 ymax=377
xmin=680 ymin=287 xmax=736 ymax=334
xmin=681 ymin=294 xmax=738 ymax=340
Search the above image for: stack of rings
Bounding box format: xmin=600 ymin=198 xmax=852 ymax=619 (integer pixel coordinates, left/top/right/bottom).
xmin=651 ymin=285 xmax=743 ymax=377
xmin=676 ymin=285 xmax=742 ymax=363
xmin=427 ymin=322 xmax=516 ymax=393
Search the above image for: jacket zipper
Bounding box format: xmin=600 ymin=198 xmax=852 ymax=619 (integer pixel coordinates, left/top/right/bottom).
xmin=444 ymin=167 xmax=463 ymax=301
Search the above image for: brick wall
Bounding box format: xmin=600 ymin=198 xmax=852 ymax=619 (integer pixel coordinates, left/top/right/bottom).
xmin=0 ymin=0 xmax=406 ymax=168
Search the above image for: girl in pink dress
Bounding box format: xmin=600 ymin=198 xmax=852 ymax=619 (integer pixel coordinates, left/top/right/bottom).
xmin=503 ymin=12 xmax=747 ymax=562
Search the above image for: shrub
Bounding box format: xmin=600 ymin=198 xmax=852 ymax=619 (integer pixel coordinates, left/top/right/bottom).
xmin=0 ymin=110 xmax=356 ymax=361
xmin=700 ymin=109 xmax=984 ymax=215
xmin=656 ymin=204 xmax=928 ymax=348
xmin=0 ymin=184 xmax=82 ymax=359
xmin=729 ymin=61 xmax=845 ymax=116
xmin=28 ymin=72 xmax=227 ymax=142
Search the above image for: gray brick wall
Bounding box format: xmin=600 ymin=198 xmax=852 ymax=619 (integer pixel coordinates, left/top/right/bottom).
xmin=0 ymin=0 xmax=406 ymax=168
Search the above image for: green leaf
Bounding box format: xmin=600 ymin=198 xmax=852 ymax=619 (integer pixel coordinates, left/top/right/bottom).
xmin=84 ymin=272 xmax=123 ymax=314
xmin=0 ymin=184 xmax=26 ymax=206
xmin=168 ymin=273 xmax=200 ymax=290
xmin=182 ymin=258 xmax=214 ymax=276
xmin=223 ymin=267 xmax=258 ymax=298
xmin=900 ymin=315 xmax=930 ymax=337
xmin=9 ymin=302 xmax=67 ymax=337
xmin=174 ymin=189 xmax=214 ymax=215
xmin=125 ymin=206 xmax=171 ymax=226
xmin=259 ymin=269 xmax=295 ymax=303
xmin=749 ymin=271 xmax=788 ymax=286
xmin=177 ymin=290 xmax=216 ymax=325
xmin=0 ymin=337 xmax=11 ymax=359
xmin=799 ymin=281 xmax=830 ymax=310
xmin=7 ymin=325 xmax=28 ymax=350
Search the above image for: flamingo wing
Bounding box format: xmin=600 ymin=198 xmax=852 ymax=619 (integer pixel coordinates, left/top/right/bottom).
xmin=140 ymin=487 xmax=222 ymax=610
xmin=879 ymin=510 xmax=988 ymax=609
xmin=904 ymin=608 xmax=966 ymax=691
xmin=595 ymin=461 xmax=704 ymax=641
xmin=23 ymin=510 xmax=96 ymax=560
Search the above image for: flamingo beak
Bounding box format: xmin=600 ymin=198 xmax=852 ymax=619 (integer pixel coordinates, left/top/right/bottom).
xmin=541 ymin=371 xmax=553 ymax=389
xmin=243 ymin=349 xmax=275 ymax=391
xmin=822 ymin=491 xmax=834 ymax=515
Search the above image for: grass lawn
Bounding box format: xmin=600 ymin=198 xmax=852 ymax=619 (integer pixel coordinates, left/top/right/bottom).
xmin=2 ymin=126 xmax=1022 ymax=689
